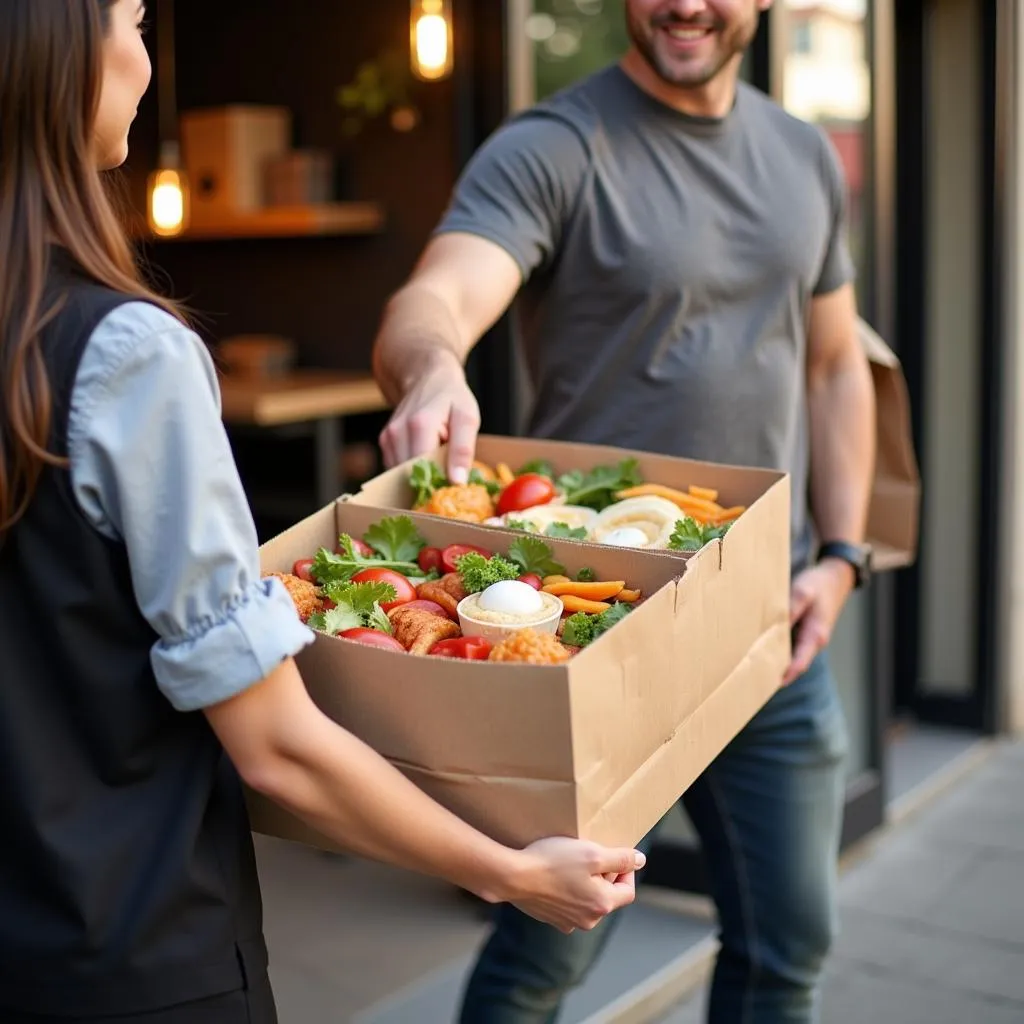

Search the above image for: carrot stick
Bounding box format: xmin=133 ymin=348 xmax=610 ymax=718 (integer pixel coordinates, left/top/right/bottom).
xmin=688 ymin=484 xmax=719 ymax=502
xmin=712 ymin=506 xmax=746 ymax=525
xmin=559 ymin=595 xmax=613 ymax=614
xmin=543 ymin=580 xmax=625 ymax=601
xmin=615 ymin=483 xmax=724 ymax=519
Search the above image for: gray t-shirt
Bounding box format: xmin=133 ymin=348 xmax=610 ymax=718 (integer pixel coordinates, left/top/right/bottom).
xmin=435 ymin=66 xmax=855 ymax=570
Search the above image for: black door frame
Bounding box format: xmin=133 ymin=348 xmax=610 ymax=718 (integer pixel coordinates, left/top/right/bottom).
xmin=892 ymin=0 xmax=1006 ymax=736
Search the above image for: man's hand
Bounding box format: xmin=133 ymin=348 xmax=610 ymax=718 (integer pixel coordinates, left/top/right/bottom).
xmin=378 ymin=364 xmax=481 ymax=483
xmin=784 ymin=558 xmax=855 ymax=685
xmin=371 ymin=234 xmax=523 ymax=481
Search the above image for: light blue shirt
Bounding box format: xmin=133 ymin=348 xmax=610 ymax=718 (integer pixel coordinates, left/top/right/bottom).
xmin=67 ymin=301 xmax=314 ymax=712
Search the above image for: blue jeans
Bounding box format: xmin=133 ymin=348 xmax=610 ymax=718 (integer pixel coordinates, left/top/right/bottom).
xmin=458 ymin=652 xmax=849 ymax=1024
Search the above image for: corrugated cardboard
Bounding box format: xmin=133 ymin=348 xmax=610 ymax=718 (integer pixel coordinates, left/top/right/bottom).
xmin=253 ymin=456 xmax=790 ymax=849
xmin=859 ymin=318 xmax=921 ymax=570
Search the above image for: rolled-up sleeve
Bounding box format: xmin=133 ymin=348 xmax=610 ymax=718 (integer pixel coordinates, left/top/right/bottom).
xmin=67 ymin=301 xmax=314 ymax=712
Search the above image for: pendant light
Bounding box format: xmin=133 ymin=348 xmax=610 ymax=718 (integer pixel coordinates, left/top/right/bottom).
xmin=410 ymin=0 xmax=454 ymax=82
xmin=146 ymin=0 xmax=189 ymax=237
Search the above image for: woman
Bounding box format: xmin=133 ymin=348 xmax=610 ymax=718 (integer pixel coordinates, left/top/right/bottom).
xmin=0 ymin=2 xmax=643 ymax=1021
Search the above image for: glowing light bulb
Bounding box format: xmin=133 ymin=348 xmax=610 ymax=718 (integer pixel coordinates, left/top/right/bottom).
xmin=411 ymin=0 xmax=453 ymax=81
xmin=147 ymin=167 xmax=189 ymax=237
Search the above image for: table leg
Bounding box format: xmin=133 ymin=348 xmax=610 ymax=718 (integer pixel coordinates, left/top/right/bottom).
xmin=314 ymin=417 xmax=341 ymax=506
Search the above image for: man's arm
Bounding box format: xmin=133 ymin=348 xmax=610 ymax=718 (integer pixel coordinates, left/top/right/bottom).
xmin=806 ymin=283 xmax=876 ymax=550
xmin=372 ymin=233 xmax=521 ymax=479
xmin=786 ymin=283 xmax=876 ymax=682
xmin=371 ymin=114 xmax=590 ymax=480
xmin=373 ymin=232 xmax=522 ymax=406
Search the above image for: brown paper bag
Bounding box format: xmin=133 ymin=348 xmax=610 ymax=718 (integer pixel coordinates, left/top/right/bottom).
xmin=860 ymin=318 xmax=921 ymax=570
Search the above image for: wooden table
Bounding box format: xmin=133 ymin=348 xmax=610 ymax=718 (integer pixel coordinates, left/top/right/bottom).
xmin=218 ymin=370 xmax=389 ymax=507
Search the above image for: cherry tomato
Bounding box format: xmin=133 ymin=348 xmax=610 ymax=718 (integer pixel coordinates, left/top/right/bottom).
xmin=293 ymin=557 xmax=316 ymax=583
xmin=518 ymin=573 xmax=543 ymax=590
xmin=440 ymin=543 xmax=493 ymax=575
xmin=429 ymin=636 xmax=493 ymax=660
xmin=338 ymin=628 xmax=406 ymax=652
xmin=338 ymin=538 xmax=374 ymax=558
xmin=496 ymin=473 xmax=556 ymax=516
xmin=402 ymin=599 xmax=452 ymax=620
xmin=418 ymin=546 xmax=444 ymax=575
xmin=350 ymin=568 xmax=417 ymax=611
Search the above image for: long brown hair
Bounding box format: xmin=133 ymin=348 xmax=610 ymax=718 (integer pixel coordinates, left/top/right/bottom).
xmin=0 ymin=0 xmax=180 ymax=535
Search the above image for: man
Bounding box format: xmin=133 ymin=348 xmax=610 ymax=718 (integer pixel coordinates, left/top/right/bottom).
xmin=371 ymin=0 xmax=876 ymax=1020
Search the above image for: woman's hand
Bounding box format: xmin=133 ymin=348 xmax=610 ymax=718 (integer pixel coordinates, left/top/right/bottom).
xmin=505 ymin=838 xmax=645 ymax=933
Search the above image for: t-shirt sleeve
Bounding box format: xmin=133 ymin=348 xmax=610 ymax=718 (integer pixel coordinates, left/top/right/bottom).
xmin=434 ymin=112 xmax=591 ymax=280
xmin=813 ymin=129 xmax=857 ymax=296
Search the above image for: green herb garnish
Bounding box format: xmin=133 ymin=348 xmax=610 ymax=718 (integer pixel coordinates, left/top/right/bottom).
xmin=363 ymin=515 xmax=426 ymax=563
xmin=311 ymin=518 xmax=423 ymax=584
xmin=505 ymin=518 xmax=537 ymax=533
xmin=561 ymin=602 xmax=633 ymax=648
xmin=308 ymin=581 xmax=397 ymax=636
xmin=469 ymin=468 xmax=501 ymax=496
xmin=517 ymin=459 xmax=555 ymax=479
xmin=409 ymin=459 xmax=447 ymax=506
xmin=507 ymin=536 xmax=565 ymax=577
xmin=545 ymin=522 xmax=589 ymax=541
xmin=557 ymin=459 xmax=642 ymax=511
xmin=456 ymin=552 xmax=522 ymax=593
xmin=667 ymin=516 xmax=732 ymax=553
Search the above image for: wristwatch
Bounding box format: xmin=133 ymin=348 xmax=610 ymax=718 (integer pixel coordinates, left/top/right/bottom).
xmin=817 ymin=540 xmax=873 ymax=589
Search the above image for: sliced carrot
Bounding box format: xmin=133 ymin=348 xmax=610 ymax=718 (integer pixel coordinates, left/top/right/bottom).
xmin=472 ymin=460 xmax=496 ymax=482
xmin=496 ymin=462 xmax=515 ymax=487
xmin=543 ymin=580 xmax=625 ymax=601
xmin=688 ymin=484 xmax=719 ymax=502
xmin=616 ymin=588 xmax=641 ymax=603
xmin=559 ymin=595 xmax=613 ymax=614
xmin=615 ymin=483 xmax=722 ymax=517
xmin=615 ymin=483 xmax=689 ymax=502
xmin=543 ymin=574 xmax=572 ymax=586
xmin=712 ymin=505 xmax=746 ymax=525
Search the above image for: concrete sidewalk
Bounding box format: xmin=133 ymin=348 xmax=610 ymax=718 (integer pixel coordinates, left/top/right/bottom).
xmin=658 ymin=740 xmax=1024 ymax=1023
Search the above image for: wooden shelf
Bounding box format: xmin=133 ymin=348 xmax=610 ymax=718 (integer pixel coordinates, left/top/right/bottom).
xmin=141 ymin=202 xmax=386 ymax=242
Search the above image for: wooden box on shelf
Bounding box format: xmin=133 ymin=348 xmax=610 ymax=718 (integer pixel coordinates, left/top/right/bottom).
xmin=180 ymin=105 xmax=291 ymax=219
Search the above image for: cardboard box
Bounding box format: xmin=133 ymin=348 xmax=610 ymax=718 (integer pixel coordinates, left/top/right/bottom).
xmin=253 ymin=463 xmax=790 ymax=849
xmin=353 ymin=324 xmax=921 ymax=574
xmin=180 ymin=105 xmax=291 ymax=218
xmin=859 ymin=318 xmax=921 ymax=570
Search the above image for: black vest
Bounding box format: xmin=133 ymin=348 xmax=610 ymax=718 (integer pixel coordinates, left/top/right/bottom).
xmin=0 ymin=255 xmax=266 ymax=1016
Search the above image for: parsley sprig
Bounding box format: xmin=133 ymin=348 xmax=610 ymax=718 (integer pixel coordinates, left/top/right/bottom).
xmin=667 ymin=517 xmax=732 ymax=553
xmin=308 ymin=581 xmax=396 ymax=636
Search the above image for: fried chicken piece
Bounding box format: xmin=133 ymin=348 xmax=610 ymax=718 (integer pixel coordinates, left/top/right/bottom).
xmin=488 ymin=628 xmax=573 ymax=665
xmin=415 ymin=483 xmax=495 ymax=523
xmin=389 ymin=605 xmax=462 ymax=655
xmin=264 ymin=571 xmax=324 ymax=622
xmin=416 ymin=573 xmax=468 ymax=618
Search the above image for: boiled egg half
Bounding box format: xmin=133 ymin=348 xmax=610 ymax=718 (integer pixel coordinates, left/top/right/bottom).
xmin=477 ymin=579 xmax=545 ymax=615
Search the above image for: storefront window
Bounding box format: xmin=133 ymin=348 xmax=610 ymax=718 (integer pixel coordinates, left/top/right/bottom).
xmin=780 ymin=0 xmax=875 ymax=782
